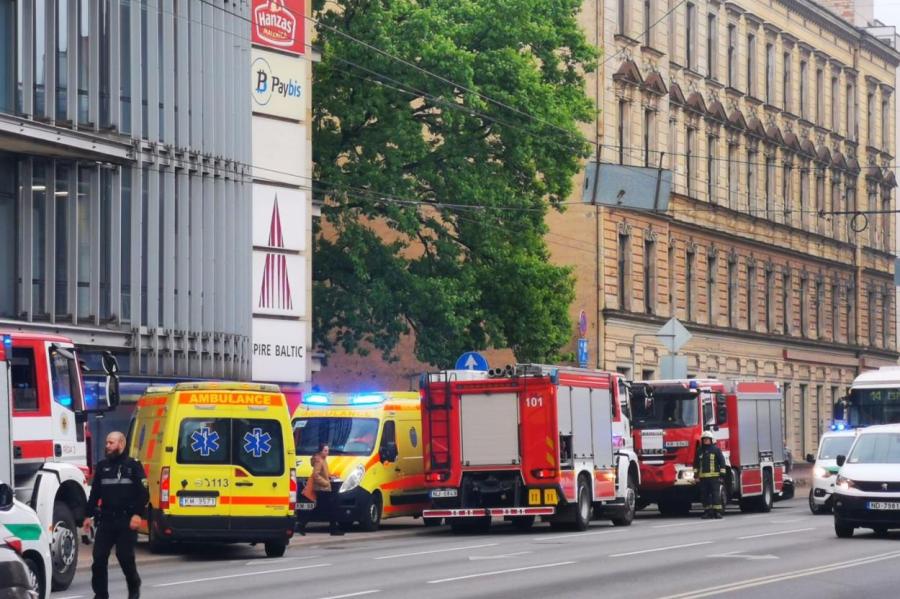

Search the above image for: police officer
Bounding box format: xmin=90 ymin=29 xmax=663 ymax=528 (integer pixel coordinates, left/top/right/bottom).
xmin=83 ymin=432 xmax=149 ymax=599
xmin=693 ymin=430 xmax=727 ymax=519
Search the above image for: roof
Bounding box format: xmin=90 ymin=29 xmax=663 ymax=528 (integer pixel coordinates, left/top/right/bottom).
xmin=852 ymin=366 xmax=900 ymax=388
xmin=0 ymin=330 xmax=75 ymax=344
xmin=855 ymin=423 xmax=900 ymax=433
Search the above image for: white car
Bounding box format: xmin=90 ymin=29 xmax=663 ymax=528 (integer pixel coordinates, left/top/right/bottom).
xmin=807 ymin=430 xmax=857 ymax=514
xmin=833 ymin=423 xmax=900 ymax=538
xmin=0 ymin=482 xmax=52 ymax=599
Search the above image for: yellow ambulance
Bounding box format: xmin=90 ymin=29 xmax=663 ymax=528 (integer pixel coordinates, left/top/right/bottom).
xmin=128 ymin=382 xmax=296 ymax=557
xmin=292 ymin=392 xmax=430 ymax=531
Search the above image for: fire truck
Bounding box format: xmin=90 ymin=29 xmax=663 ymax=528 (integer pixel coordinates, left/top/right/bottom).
xmin=630 ymin=378 xmax=785 ymax=515
xmin=1 ymin=332 xmax=119 ymax=591
xmin=421 ymin=364 xmax=639 ymax=532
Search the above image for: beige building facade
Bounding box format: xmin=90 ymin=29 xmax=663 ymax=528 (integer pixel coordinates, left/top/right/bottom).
xmin=559 ymin=0 xmax=900 ymax=457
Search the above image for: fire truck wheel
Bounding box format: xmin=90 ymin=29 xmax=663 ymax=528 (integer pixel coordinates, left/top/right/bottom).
xmin=512 ymin=516 xmax=535 ymax=531
xmin=758 ymin=473 xmax=774 ymax=513
xmin=358 ymin=493 xmax=383 ymax=532
xmin=50 ymin=502 xmax=78 ymax=591
xmin=611 ymin=476 xmax=637 ymax=527
xmin=573 ymin=478 xmax=592 ymax=531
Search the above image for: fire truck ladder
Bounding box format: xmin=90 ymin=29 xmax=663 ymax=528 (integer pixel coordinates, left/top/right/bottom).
xmin=422 ymin=371 xmax=455 ymax=473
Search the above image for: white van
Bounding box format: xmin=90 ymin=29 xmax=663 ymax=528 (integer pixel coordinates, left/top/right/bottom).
xmin=0 ymin=481 xmax=52 ymax=598
xmin=807 ymin=430 xmax=857 ymax=514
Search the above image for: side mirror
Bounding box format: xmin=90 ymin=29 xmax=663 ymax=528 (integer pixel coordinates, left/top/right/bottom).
xmin=0 ymin=483 xmax=14 ymax=511
xmin=805 ymin=453 xmax=815 ymax=464
xmin=716 ymin=405 xmax=728 ymax=424
xmin=102 ymin=352 xmax=120 ymax=409
xmin=836 ymin=454 xmax=846 ymax=467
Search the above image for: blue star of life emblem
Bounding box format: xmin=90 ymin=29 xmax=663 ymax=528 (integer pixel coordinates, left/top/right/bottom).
xmin=190 ymin=427 xmax=221 ymax=457
xmin=243 ymin=428 xmax=273 ymax=458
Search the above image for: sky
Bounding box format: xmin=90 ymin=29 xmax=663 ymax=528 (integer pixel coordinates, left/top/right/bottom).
xmin=875 ymin=0 xmax=900 ymax=28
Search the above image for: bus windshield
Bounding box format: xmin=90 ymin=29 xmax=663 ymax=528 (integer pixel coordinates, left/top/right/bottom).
xmin=847 ymin=388 xmax=900 ymax=427
xmin=631 ymin=393 xmax=699 ymax=429
xmin=292 ymin=417 xmax=380 ymax=456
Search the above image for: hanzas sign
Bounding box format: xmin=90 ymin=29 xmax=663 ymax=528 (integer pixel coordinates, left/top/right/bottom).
xmin=252 ymin=0 xmax=305 ymax=55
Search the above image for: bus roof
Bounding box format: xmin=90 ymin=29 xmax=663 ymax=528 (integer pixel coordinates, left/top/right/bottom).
xmin=852 ymin=366 xmax=900 ymax=389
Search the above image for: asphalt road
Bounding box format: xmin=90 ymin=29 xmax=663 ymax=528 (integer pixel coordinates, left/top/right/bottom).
xmin=53 ymin=498 xmax=900 ymax=599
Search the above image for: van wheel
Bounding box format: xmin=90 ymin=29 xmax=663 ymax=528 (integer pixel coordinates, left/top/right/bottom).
xmin=24 ymin=555 xmax=44 ymax=599
xmin=835 ymin=519 xmax=854 ymax=538
xmin=264 ymin=541 xmax=287 ymax=557
xmin=358 ymin=493 xmax=383 ymax=532
xmin=573 ymin=477 xmax=592 ymax=531
xmin=50 ymin=502 xmax=78 ymax=591
xmin=809 ymin=489 xmax=827 ymax=515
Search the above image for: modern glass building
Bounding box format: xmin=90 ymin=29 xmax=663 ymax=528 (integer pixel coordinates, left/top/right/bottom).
xmin=0 ymin=0 xmax=253 ymax=379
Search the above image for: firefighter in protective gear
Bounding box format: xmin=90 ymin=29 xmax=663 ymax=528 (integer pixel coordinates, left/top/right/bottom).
xmin=693 ymin=430 xmax=727 ymax=519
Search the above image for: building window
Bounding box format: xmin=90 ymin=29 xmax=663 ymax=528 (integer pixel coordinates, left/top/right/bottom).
xmin=799 ymin=60 xmax=808 ymax=119
xmin=727 ymin=24 xmax=736 ymax=87
xmin=800 ymin=277 xmax=809 ymax=338
xmin=783 ymin=52 xmax=791 ymax=112
xmin=618 ymin=0 xmax=627 ymax=36
xmin=831 ymin=179 xmax=841 ymax=239
xmin=831 ymin=76 xmax=840 ymax=132
xmin=848 ymin=284 xmax=857 ymax=343
xmin=883 ymin=293 xmax=891 ymax=349
xmin=686 ymin=249 xmax=695 ymax=320
xmin=727 ymin=257 xmax=737 ymax=327
xmin=707 ymin=253 xmax=717 ymax=325
xmin=765 ymin=268 xmax=774 ymax=332
xmin=765 ymin=155 xmax=775 ymax=217
xmin=668 ymin=0 xmax=676 ymax=59
xmin=800 ymin=163 xmax=810 ymax=230
xmin=618 ymin=100 xmax=627 ymax=165
xmin=77 ymin=0 xmax=90 ymax=126
xmin=746 ymin=261 xmax=756 ymax=330
xmin=668 ymin=239 xmax=676 ymax=315
xmin=765 ymin=43 xmax=774 ymax=104
xmin=707 ymin=135 xmax=717 ymax=202
xmin=846 ymin=83 xmax=855 ymax=140
xmin=120 ymin=0 xmax=132 ymax=134
xmin=644 ymin=236 xmax=656 ymax=314
xmin=644 ymin=0 xmax=652 ymax=45
xmin=783 ymin=163 xmax=793 ymax=223
xmin=816 ymin=68 xmax=824 ymax=127
xmin=668 ymin=118 xmax=677 ymax=171
xmin=727 ymin=142 xmax=738 ymax=208
xmin=54 ymin=164 xmax=69 ymax=318
xmin=832 ymin=283 xmax=840 ymax=342
xmin=747 ymin=34 xmax=756 ymax=96
xmin=867 ymin=92 xmax=875 ymax=144
xmin=618 ymin=232 xmax=630 ymax=310
xmin=882 ymin=99 xmax=890 ymax=152
xmin=707 ymin=13 xmax=717 ymax=79
xmin=56 ymin=0 xmax=69 ymax=122
xmin=868 ymin=289 xmax=877 ymax=347
xmin=815 ymin=280 xmax=824 ymax=339
xmin=747 ymin=145 xmax=757 ymax=212
xmin=686 ymin=3 xmax=695 ymax=70
xmin=643 ymin=108 xmax=654 ymax=167
xmin=815 ymin=170 xmax=825 ymax=230
xmin=783 ymin=271 xmax=792 ymax=335
xmin=686 ymin=128 xmax=695 ymax=195
xmin=883 ymin=190 xmax=892 ymax=251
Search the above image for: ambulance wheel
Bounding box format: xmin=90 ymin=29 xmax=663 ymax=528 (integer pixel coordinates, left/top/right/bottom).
xmin=611 ymin=475 xmax=637 ymax=527
xmin=358 ymin=492 xmax=383 ymax=532
xmin=147 ymin=512 xmax=171 ymax=554
xmin=264 ymin=541 xmax=287 ymax=558
xmin=573 ymin=477 xmax=592 ymax=531
xmin=512 ymin=516 xmax=535 ymax=531
xmin=50 ymin=502 xmax=78 ymax=591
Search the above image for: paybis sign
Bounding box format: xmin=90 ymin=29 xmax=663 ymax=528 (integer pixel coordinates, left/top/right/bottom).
xmin=251 ymin=49 xmax=308 ymax=120
xmin=252 ymin=0 xmax=305 ymax=55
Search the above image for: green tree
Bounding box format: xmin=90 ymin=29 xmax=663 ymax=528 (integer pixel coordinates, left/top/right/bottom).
xmin=313 ymin=0 xmax=596 ymax=367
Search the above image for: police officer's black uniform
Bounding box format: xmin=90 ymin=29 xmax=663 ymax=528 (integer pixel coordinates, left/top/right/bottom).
xmin=86 ymin=451 xmax=149 ymax=599
xmin=693 ymin=440 xmax=727 ymax=519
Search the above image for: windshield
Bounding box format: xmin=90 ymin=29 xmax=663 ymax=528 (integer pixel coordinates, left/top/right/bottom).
xmin=848 ymin=433 xmax=900 ymax=464
xmin=631 ymin=394 xmax=699 ymax=429
xmin=293 ymin=417 xmax=380 ymax=456
xmin=48 ymin=348 xmax=85 ymax=412
xmin=818 ymin=436 xmax=854 ymax=460
xmin=847 ymin=388 xmax=900 ymax=427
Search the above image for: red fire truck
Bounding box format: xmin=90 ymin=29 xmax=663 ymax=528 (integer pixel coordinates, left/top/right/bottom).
xmin=421 ymin=364 xmax=640 ymax=532
xmin=1 ymin=332 xmax=119 ymax=590
xmin=630 ymin=378 xmax=785 ymax=515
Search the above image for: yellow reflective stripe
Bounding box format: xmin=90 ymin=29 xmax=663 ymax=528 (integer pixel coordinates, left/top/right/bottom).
xmin=699 ymin=472 xmax=720 ymax=478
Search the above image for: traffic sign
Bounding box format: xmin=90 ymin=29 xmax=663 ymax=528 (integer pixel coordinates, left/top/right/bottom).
xmin=455 ymin=351 xmax=489 ymax=371
xmin=578 ymin=310 xmax=588 ymax=336
xmin=577 ymin=338 xmax=589 ymax=368
xmin=656 ymin=317 xmax=692 ymax=353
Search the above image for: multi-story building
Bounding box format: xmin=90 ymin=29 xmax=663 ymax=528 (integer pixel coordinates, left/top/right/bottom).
xmin=0 ymin=0 xmax=315 ymax=386
xmin=556 ymin=0 xmax=899 ymax=458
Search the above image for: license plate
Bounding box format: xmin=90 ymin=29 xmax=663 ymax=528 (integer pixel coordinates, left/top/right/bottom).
xmin=867 ymin=501 xmax=900 ymax=511
xmin=430 ymin=488 xmax=458 ymax=498
xmin=296 ymin=502 xmax=316 ymax=511
xmin=179 ymin=496 xmax=216 ymax=507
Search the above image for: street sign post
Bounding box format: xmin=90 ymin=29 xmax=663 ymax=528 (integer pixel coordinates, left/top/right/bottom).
xmin=455 ymin=351 xmax=489 ymax=371
xmin=577 ymin=338 xmax=589 ymax=368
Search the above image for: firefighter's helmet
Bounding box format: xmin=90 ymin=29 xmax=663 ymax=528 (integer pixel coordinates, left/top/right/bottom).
xmin=701 ymin=430 xmax=715 ymax=442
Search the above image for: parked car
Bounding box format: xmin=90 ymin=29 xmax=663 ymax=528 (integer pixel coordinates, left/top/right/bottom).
xmin=807 ymin=430 xmax=857 ymax=514
xmin=0 ymin=482 xmax=50 ymax=598
xmin=0 ymin=529 xmax=38 ymax=599
xmin=832 ymin=423 xmax=900 ymax=537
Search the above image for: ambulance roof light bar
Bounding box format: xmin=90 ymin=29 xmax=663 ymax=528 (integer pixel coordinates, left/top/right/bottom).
xmin=303 ymin=393 xmax=331 ymax=405
xmin=351 ymin=393 xmax=385 ymax=405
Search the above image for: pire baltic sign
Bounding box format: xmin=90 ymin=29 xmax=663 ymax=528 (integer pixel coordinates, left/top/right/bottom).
xmin=252 ymin=0 xmax=304 ymax=55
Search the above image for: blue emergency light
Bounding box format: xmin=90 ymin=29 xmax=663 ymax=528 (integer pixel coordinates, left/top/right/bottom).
xmin=303 ymin=393 xmax=330 ymax=405
xmin=689 ymin=379 xmax=699 ymax=390
xmin=351 ymin=393 xmax=385 ymax=405
xmin=0 ymin=334 xmax=10 ymax=361
xmin=831 ymin=421 xmax=848 ymax=431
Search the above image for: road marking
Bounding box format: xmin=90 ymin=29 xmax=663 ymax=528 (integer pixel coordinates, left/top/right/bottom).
xmin=427 ymin=561 xmax=576 ymax=584
xmin=534 ymin=528 xmax=626 ymax=541
xmin=710 ymin=551 xmax=778 ymax=561
xmin=737 ymin=527 xmax=815 ymax=540
xmin=55 ymin=596 xmax=84 ymax=599
xmin=769 ymin=518 xmax=804 ymax=523
xmin=154 ymin=563 xmax=330 ymax=587
xmin=609 ymin=541 xmax=713 ymax=558
xmin=469 ymin=551 xmax=533 ymax=560
xmin=660 ymin=550 xmax=900 ymax=598
xmin=373 ymin=543 xmax=498 ymax=560
xmin=653 ymin=520 xmax=724 ymax=529
xmin=245 ymin=555 xmax=321 ymax=566
xmin=314 ymin=591 xmax=380 ymax=599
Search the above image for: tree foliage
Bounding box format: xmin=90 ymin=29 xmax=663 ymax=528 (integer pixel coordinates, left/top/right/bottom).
xmin=312 ymin=0 xmax=596 ymax=367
